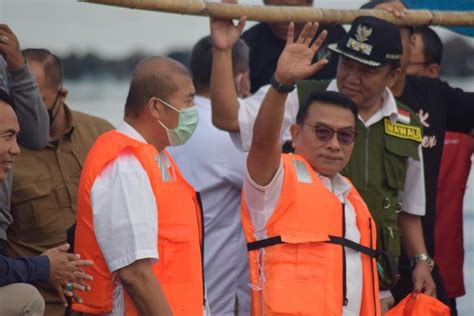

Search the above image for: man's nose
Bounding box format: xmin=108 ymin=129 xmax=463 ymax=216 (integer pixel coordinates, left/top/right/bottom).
xmin=9 ymin=139 xmax=21 ymax=156
xmin=326 ymin=133 xmax=342 ymax=151
xmin=345 ymin=70 xmax=361 ymax=84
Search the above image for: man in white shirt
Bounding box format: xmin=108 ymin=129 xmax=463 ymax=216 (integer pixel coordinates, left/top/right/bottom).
xmin=239 ymin=21 xmax=380 ymax=315
xmin=168 ymin=35 xmax=250 ymax=315
xmin=210 ymin=15 xmax=435 ymax=313
xmin=73 ymin=57 xmax=206 ymax=315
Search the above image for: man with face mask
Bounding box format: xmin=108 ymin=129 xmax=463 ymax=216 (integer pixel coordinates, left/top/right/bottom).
xmin=5 ymin=49 xmax=113 ymax=316
xmin=73 ymin=57 xmax=206 ymax=316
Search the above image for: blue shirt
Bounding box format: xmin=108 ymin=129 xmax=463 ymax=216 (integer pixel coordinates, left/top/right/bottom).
xmin=0 ymin=254 xmax=50 ymax=286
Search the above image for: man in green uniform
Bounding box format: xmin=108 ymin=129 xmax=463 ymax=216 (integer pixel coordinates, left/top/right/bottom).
xmin=210 ymin=15 xmax=435 ymax=312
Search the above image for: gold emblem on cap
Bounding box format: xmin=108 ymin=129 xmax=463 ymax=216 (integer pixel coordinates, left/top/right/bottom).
xmin=355 ymin=24 xmax=373 ymax=42
xmin=346 ymin=38 xmax=373 ymax=56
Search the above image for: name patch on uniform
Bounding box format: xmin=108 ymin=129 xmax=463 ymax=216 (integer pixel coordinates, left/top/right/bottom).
xmin=384 ymin=118 xmax=422 ymax=142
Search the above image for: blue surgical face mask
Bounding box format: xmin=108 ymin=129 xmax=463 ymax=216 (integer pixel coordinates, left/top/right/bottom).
xmin=156 ymin=98 xmax=198 ymax=146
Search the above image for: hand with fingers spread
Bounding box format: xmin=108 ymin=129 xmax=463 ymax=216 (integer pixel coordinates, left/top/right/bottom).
xmin=274 ymin=22 xmax=328 ymax=85
xmin=42 ymin=243 xmax=93 ymax=306
xmin=0 ymin=24 xmax=25 ymax=70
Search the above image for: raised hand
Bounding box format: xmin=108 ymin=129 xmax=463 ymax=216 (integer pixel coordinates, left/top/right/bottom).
xmin=274 ymin=22 xmax=328 ymax=85
xmin=210 ymin=0 xmax=246 ymax=51
xmin=210 ymin=16 xmax=246 ymax=51
xmin=0 ymin=24 xmax=25 ymax=70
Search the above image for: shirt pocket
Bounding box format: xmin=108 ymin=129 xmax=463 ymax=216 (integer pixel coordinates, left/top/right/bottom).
xmin=155 ymin=225 xmax=193 ymax=283
xmin=11 ymin=181 xmax=71 ymax=244
xmin=263 ymin=233 xmax=330 ymax=314
xmin=383 ymin=133 xmax=418 ymax=191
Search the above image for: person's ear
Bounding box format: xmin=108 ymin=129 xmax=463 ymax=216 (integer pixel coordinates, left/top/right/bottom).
xmin=58 ymin=87 xmax=68 ymax=101
xmin=235 ymin=71 xmax=251 ymax=98
xmin=424 ymin=64 xmax=440 ymax=78
xmin=290 ymin=124 xmax=301 ymax=149
xmin=387 ymin=67 xmax=401 ymax=89
xmin=147 ymin=97 xmax=162 ymax=120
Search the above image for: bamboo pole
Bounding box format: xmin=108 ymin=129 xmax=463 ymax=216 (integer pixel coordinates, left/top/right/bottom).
xmin=80 ymin=0 xmax=474 ymax=26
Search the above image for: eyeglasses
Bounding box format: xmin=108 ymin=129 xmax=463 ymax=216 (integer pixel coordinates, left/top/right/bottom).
xmin=303 ymin=123 xmax=357 ymax=145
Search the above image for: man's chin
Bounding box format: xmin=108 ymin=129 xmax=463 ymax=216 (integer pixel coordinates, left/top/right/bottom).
xmin=314 ymin=165 xmax=340 ymax=178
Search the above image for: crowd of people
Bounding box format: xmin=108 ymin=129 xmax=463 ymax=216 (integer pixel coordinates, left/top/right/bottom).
xmin=1 ymin=0 xmax=473 ymax=315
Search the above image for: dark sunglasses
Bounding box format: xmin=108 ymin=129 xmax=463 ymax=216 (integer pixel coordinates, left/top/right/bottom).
xmin=303 ymin=123 xmax=357 ymax=145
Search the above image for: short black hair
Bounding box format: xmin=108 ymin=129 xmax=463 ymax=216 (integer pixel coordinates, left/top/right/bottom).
xmin=296 ymin=91 xmax=358 ymax=124
xmin=414 ymin=26 xmax=443 ymax=65
xmin=190 ymin=35 xmax=249 ymax=93
xmin=22 ymin=48 xmax=63 ymax=89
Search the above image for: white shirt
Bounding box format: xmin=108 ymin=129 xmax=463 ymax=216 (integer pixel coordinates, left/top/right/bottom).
xmin=243 ymin=159 xmax=362 ymax=316
xmin=89 ymin=122 xmax=166 ymax=315
xmin=168 ymin=96 xmax=250 ymax=315
xmin=235 ymin=80 xmax=426 ymax=216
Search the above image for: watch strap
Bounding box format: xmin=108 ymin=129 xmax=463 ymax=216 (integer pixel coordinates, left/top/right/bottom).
xmin=410 ymin=254 xmax=434 ymax=271
xmin=270 ymin=74 xmax=296 ymax=94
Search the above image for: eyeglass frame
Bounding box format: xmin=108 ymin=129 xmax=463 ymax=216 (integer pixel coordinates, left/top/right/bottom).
xmin=301 ymin=123 xmax=358 ymax=145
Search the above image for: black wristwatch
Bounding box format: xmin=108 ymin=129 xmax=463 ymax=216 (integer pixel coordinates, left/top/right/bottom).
xmin=270 ymin=74 xmax=295 ymax=94
xmin=410 ymin=254 xmax=434 ymax=272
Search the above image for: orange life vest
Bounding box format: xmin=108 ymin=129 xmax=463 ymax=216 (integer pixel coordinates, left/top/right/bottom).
xmin=241 ymin=154 xmax=381 ymax=316
xmin=72 ymin=130 xmax=204 ymax=315
xmin=385 ymin=293 xmax=450 ymax=316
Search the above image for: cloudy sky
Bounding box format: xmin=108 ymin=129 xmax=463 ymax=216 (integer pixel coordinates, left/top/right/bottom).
xmin=1 ymin=0 xmax=472 ymax=59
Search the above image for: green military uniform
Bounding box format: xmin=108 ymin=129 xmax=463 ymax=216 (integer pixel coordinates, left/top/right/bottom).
xmin=296 ymin=80 xmax=423 ymax=288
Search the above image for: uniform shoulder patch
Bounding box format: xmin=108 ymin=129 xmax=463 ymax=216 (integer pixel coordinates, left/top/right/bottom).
xmin=397 ymin=108 xmax=411 ymax=124
xmin=384 ymin=118 xmax=422 ymax=142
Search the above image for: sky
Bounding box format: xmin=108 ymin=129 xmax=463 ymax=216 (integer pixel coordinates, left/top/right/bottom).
xmin=1 ymin=0 xmax=473 ymax=59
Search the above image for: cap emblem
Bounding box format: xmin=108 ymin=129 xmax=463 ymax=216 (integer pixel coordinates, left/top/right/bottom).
xmin=355 ymin=24 xmax=373 ymax=42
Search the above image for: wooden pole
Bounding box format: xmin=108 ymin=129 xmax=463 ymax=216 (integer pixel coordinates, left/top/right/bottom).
xmin=80 ymin=0 xmax=474 ymax=26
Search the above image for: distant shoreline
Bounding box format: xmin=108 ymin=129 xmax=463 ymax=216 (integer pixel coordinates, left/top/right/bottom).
xmin=60 ymin=34 xmax=474 ymax=81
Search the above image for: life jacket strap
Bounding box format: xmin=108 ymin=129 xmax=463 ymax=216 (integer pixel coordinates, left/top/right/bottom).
xmin=247 ymin=234 xmax=400 ymax=283
xmin=247 ymin=235 xmax=377 ymax=257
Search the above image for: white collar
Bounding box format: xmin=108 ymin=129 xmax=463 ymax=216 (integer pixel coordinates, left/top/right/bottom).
xmin=327 ymin=79 xmax=399 ymax=126
xmin=116 ymin=121 xmax=148 ymax=144
xmin=318 ymin=172 xmax=352 ymax=199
